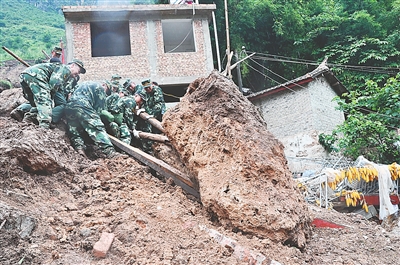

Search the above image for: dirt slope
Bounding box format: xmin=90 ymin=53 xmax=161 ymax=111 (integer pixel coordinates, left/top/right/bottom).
xmin=163 ymin=71 xmax=311 ymax=249
xmin=0 ymin=62 xmax=400 ymax=265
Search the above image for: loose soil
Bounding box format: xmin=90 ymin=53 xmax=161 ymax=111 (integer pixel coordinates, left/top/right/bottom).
xmin=0 ymin=60 xmax=399 ymax=265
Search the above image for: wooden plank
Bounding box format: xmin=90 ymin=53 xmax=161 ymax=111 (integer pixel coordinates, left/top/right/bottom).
xmin=108 ymin=134 xmax=200 ymax=199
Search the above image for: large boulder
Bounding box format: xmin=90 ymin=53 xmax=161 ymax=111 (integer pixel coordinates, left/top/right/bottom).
xmin=162 ymin=71 xmax=312 ymax=248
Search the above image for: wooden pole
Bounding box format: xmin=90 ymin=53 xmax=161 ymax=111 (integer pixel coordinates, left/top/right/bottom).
xmin=235 ymin=51 xmax=243 ymax=93
xmin=108 ymin=134 xmax=200 ymax=200
xmin=2 ymin=46 xmax=30 ymax=67
xmin=42 ymin=50 xmax=50 ymax=59
xmin=222 ymin=52 xmax=255 ymax=75
xmin=133 ymin=130 xmax=170 ymax=143
xmin=212 ymin=11 xmax=222 ymax=72
xmin=138 ymin=111 xmax=166 ymax=134
xmin=224 ymin=0 xmax=231 ymax=79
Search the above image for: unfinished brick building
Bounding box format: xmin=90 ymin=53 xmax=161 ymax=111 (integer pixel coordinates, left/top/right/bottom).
xmin=62 ymin=4 xmax=216 ymax=100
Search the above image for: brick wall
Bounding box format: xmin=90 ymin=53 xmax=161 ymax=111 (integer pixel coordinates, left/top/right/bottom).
xmin=252 ymin=76 xmax=344 ymax=138
xmin=67 ymin=18 xmax=211 ymax=85
xmin=251 ymin=76 xmax=345 ymax=172
xmin=156 ymin=20 xmax=208 ymax=78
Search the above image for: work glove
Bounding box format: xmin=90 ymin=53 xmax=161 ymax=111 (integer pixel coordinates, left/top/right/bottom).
xmin=136 ymin=108 xmax=145 ymax=116
xmin=132 ymin=129 xmax=140 ymax=139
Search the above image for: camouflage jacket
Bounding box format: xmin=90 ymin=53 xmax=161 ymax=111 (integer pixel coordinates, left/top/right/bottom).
xmin=115 ymin=96 xmax=138 ymax=130
xmin=54 ymin=75 xmax=79 ymax=107
xmin=143 ymin=85 xmax=166 ymax=117
xmin=105 ymin=93 xmax=121 ymax=114
xmin=68 ymin=81 xmax=107 ymax=114
xmin=22 ymin=63 xmax=72 ymax=95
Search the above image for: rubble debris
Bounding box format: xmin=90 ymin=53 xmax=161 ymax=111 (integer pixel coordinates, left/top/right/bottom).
xmin=93 ymin=232 xmax=115 ymax=258
xmin=199 ymin=225 xmax=274 ymax=265
xmin=0 ymin=202 xmax=36 ymax=238
xmin=163 ymin=70 xmax=312 ymax=248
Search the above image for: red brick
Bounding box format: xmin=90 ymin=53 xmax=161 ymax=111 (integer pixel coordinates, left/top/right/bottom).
xmin=93 ymin=232 xmax=115 ymax=258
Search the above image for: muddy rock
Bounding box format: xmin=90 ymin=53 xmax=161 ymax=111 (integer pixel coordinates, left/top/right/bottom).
xmin=0 ymin=88 xmax=27 ymax=115
xmin=163 ymin=70 xmax=312 ymax=248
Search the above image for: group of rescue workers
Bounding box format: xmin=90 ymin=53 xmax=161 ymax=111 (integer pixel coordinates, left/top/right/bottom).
xmin=10 ymin=47 xmax=167 ymax=159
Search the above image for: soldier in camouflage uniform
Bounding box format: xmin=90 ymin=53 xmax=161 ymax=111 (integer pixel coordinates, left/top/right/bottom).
xmin=52 ymin=75 xmax=80 ymax=123
xmin=101 ymin=89 xmax=131 ymax=144
xmin=140 ymin=78 xmax=167 ymax=134
xmin=141 ymin=78 xmax=166 ymax=122
xmin=18 ymin=59 xmax=84 ymax=129
xmin=131 ymin=88 xmax=154 ymax=153
xmin=49 ymin=46 xmax=62 ymax=63
xmin=65 ymin=81 xmax=118 ymax=158
xmin=110 ymin=74 xmax=122 ymax=93
xmin=11 ymin=59 xmax=80 ymax=124
xmin=122 ymin=78 xmax=141 ymax=96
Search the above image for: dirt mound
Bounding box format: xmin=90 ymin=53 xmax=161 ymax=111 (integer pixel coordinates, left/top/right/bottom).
xmin=1 ymin=62 xmax=400 ymax=264
xmin=163 ymin=71 xmax=311 ymax=248
xmin=0 ymin=60 xmax=32 ymax=89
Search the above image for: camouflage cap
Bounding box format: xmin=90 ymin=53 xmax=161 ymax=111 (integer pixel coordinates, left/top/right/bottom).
xmin=123 ymin=78 xmax=132 ymax=89
xmin=111 ymin=74 xmax=122 ymax=80
xmin=120 ymin=89 xmax=130 ymax=96
xmin=135 ymin=90 xmax=147 ymax=102
xmin=104 ymin=80 xmax=112 ymax=90
xmin=141 ymin=78 xmax=151 ymax=88
xmin=53 ymin=46 xmax=62 ymax=55
xmin=69 ymin=59 xmax=86 ymax=74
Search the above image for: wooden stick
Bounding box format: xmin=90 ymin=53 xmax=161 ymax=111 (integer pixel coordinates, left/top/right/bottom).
xmin=108 ymin=134 xmax=200 ymax=199
xmin=138 ymin=112 xmax=165 ymax=133
xmin=42 ymin=50 xmax=50 ymax=59
xmin=2 ymin=46 xmax=30 ymax=67
xmin=136 ymin=131 xmax=169 ymax=143
xmin=222 ymin=52 xmax=255 ymax=75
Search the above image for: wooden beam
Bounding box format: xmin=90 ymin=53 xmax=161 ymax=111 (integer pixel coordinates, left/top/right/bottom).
xmin=222 ymin=52 xmax=255 ymax=75
xmin=2 ymin=46 xmax=30 ymax=67
xmin=138 ymin=112 xmax=165 ymax=133
xmin=108 ymin=134 xmax=200 ymax=200
xmin=137 ymin=131 xmax=169 ymax=143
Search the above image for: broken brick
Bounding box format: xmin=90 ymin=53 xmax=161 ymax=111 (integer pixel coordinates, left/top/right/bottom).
xmin=93 ymin=232 xmax=115 ymax=258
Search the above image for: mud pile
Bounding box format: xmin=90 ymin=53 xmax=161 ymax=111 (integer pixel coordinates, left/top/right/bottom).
xmin=163 ymin=71 xmax=312 ymax=248
xmin=2 ymin=66 xmax=400 ymax=264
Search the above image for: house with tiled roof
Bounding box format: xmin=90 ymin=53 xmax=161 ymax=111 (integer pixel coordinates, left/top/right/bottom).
xmin=247 ymin=60 xmax=347 ymax=173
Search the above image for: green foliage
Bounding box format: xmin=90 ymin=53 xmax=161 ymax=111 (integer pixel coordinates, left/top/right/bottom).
xmin=213 ymin=0 xmax=400 ymax=94
xmin=320 ymin=73 xmax=400 ymax=163
xmin=0 ymin=79 xmax=12 ymax=90
xmin=0 ymin=0 xmax=66 ymax=62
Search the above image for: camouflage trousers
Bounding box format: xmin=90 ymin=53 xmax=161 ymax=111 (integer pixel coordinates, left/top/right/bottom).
xmin=65 ymin=102 xmax=114 ymax=154
xmin=133 ymin=119 xmax=153 ymax=153
xmin=20 ymin=73 xmax=52 ymax=128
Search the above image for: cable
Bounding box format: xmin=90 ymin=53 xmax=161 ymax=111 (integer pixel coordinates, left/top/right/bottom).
xmin=244 ymin=50 xmax=400 ymax=75
xmin=243 ymin=58 xmax=400 ymax=132
xmin=166 ymin=23 xmax=194 ymax=53
xmin=163 ymin=92 xmax=182 ymax=100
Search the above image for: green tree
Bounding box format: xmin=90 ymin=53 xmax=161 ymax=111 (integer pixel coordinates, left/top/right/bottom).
xmin=319 ymin=73 xmax=400 ymax=163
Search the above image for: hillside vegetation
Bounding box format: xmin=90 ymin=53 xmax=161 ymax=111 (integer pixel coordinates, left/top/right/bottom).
xmin=0 ymin=0 xmax=67 ymax=62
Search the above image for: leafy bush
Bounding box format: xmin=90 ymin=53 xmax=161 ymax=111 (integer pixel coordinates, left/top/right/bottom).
xmin=320 ymin=73 xmax=400 ymax=164
xmin=0 ymin=80 xmax=12 ymax=90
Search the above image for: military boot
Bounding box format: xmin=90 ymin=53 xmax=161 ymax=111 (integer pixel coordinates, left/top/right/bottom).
xmin=22 ymin=112 xmax=39 ymax=125
xmin=10 ymin=108 xmax=24 ymax=122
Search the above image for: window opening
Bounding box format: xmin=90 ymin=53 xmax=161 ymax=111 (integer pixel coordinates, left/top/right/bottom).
xmin=91 ymin=21 xmax=131 ymax=57
xmin=162 ymin=19 xmax=195 ymax=53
